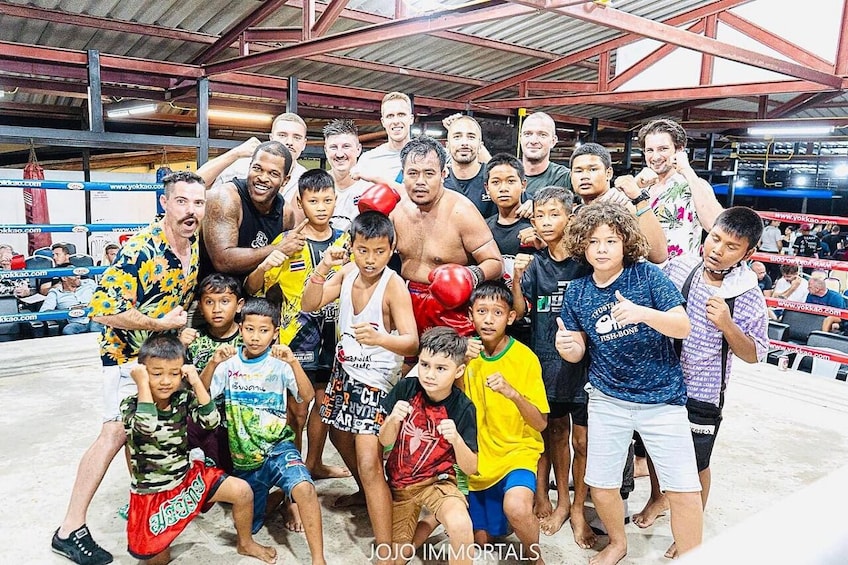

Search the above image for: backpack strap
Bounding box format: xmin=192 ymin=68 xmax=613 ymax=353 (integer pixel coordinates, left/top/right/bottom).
xmin=676 ymin=261 xmax=736 ymax=410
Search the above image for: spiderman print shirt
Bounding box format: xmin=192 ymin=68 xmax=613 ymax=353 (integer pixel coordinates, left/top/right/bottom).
xmin=377 ymin=377 xmax=477 ymax=490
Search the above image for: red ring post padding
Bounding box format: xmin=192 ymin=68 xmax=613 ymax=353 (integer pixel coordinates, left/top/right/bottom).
xmin=769 ymin=340 xmax=848 ymax=365
xmin=757 ymin=210 xmax=848 ymax=227
xmin=765 ymin=298 xmax=848 ymax=321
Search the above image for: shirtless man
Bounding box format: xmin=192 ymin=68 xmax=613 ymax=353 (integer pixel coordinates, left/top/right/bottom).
xmin=390 ymin=135 xmax=503 ymax=337
xmin=200 ymin=140 xmax=307 ymax=281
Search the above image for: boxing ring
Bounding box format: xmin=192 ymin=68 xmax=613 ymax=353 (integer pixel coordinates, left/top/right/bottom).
xmin=0 ymin=179 xmax=157 ymax=333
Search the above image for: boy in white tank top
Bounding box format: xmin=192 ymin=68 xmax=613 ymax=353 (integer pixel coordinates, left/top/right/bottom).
xmin=301 ymin=211 xmax=419 ymax=564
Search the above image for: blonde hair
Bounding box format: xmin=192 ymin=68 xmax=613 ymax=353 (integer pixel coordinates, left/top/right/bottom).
xmin=381 ymin=91 xmax=411 ymax=112
xmin=271 ymin=112 xmax=306 ymax=133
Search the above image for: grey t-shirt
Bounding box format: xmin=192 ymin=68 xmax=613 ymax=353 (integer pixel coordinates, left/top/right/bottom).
xmin=526 ymin=162 xmax=571 ymax=199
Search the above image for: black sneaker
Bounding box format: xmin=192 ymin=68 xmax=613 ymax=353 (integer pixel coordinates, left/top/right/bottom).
xmin=51 ymin=525 xmax=113 ymax=565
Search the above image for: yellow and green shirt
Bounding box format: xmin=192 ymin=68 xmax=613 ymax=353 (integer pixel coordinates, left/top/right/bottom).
xmin=260 ymin=228 xmax=349 ymax=371
xmin=89 ymin=220 xmax=199 ymax=366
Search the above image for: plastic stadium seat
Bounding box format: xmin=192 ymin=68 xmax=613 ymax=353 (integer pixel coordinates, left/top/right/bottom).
xmin=780 ymin=310 xmax=828 ymax=344
xmin=69 ymin=254 xmax=94 ymax=267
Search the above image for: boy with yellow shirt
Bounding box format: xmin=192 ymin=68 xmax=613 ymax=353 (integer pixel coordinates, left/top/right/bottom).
xmin=464 ymin=280 xmax=549 ymax=565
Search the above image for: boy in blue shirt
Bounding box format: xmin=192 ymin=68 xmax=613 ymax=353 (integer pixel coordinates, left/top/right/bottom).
xmin=557 ymin=201 xmax=703 ymax=564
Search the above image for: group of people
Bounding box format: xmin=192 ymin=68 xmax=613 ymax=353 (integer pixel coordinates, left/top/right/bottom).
xmin=47 ymin=91 xmax=772 ymax=565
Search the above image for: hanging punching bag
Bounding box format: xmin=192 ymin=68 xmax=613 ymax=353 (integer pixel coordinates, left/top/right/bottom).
xmin=23 ymin=145 xmax=52 ymax=255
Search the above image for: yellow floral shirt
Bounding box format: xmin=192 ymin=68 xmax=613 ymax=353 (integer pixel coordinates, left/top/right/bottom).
xmin=89 ymin=220 xmax=199 ymax=365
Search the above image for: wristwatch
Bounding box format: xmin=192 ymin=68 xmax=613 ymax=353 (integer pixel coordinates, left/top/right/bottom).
xmin=630 ymin=190 xmax=650 ymax=206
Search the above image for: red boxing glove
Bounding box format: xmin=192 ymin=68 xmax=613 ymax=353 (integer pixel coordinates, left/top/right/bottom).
xmin=358 ymin=183 xmax=401 ymax=216
xmin=10 ymin=254 xmax=25 ymax=270
xmin=428 ymin=264 xmax=475 ymax=310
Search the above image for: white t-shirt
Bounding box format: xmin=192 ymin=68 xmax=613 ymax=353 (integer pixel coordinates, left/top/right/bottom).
xmin=356 ymin=143 xmax=402 ymax=184
xmin=212 ymin=158 xmax=306 ymax=205
xmin=760 ymin=225 xmax=782 ymax=253
xmin=331 ymin=179 xmax=371 ymax=233
xmin=773 ymin=276 xmax=809 ymax=303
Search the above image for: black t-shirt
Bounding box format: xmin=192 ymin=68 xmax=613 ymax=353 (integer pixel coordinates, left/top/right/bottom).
xmin=520 ymin=251 xmax=592 ymax=403
xmin=794 ymin=233 xmax=820 ymax=257
xmin=376 ymin=377 xmax=477 ymax=490
xmin=199 ymin=177 xmax=284 ymax=281
xmin=445 ymin=166 xmax=497 ymax=219
xmin=486 ymin=215 xmax=536 ymax=344
xmin=758 ymin=273 xmax=774 ymax=292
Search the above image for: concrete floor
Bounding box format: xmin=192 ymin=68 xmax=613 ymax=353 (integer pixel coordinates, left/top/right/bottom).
xmin=2 ymin=333 xmax=848 ymax=564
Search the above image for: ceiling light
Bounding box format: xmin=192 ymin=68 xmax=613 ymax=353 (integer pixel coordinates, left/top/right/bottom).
xmin=208 ymin=109 xmax=273 ymax=123
xmin=106 ymin=103 xmax=157 ymax=118
xmin=795 ymin=175 xmax=808 ymax=186
xmin=747 ymin=125 xmax=834 ymax=137
xmin=834 ymin=164 xmax=848 ymax=178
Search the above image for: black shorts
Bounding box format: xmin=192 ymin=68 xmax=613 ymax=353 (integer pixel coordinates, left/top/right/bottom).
xmin=306 ymin=368 xmax=332 ymax=386
xmin=548 ymin=400 xmax=588 ymax=427
xmin=687 ymin=398 xmax=723 ymax=472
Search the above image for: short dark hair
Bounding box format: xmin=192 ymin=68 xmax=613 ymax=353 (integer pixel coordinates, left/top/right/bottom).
xmin=485 ymin=153 xmax=525 ymax=182
xmin=138 ymin=333 xmax=186 ymax=364
xmin=570 ymin=142 xmax=612 ymax=169
xmin=198 ymin=273 xmax=242 ymax=299
xmin=323 ymin=118 xmax=359 ymax=139
xmin=713 ymin=207 xmax=764 ymax=251
xmin=470 ymin=280 xmax=513 ymax=309
xmin=240 ymin=297 xmax=280 ymax=327
xmin=637 ymin=118 xmax=687 ymax=151
xmin=298 ymin=168 xmax=335 ymax=196
xmin=420 ymin=326 xmax=467 ymax=366
xmin=780 ymin=264 xmax=800 ymax=276
xmin=565 ymin=201 xmax=649 ymax=266
xmin=104 ymin=243 xmax=120 ymax=252
xmin=252 ymin=140 xmax=293 ymax=176
xmin=533 ymin=186 xmax=574 ymax=212
xmin=161 ymin=170 xmax=204 ymax=196
xmin=51 ymin=243 xmax=71 ymax=254
xmin=350 ymin=210 xmax=395 ymax=247
xmin=400 ymin=135 xmax=447 ymax=171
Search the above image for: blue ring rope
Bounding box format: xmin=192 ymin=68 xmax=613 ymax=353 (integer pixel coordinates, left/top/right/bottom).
xmin=0 ymin=266 xmax=109 ymax=280
xmin=0 ymin=224 xmax=145 ymax=234
xmin=0 ymin=179 xmax=161 ymax=191
xmin=0 ymin=309 xmax=92 ymax=324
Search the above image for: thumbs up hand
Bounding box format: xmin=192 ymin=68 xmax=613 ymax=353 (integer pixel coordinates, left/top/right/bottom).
xmin=554 ymin=317 xmax=576 ymax=357
xmin=611 ymin=290 xmax=645 ymax=326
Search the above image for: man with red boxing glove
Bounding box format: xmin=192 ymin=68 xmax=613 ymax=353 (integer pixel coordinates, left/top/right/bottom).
xmin=390 ymin=136 xmax=503 ymax=337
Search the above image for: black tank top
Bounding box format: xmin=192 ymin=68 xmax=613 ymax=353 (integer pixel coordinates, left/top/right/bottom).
xmin=199 ymin=177 xmax=285 ymax=280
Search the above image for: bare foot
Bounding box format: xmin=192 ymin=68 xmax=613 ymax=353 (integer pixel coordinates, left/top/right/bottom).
xmin=332 ymin=490 xmax=366 ymax=508
xmin=570 ymin=513 xmax=597 ymax=549
xmin=238 ymin=539 xmax=278 ymax=564
xmin=589 ymin=542 xmax=626 ymax=565
xmin=534 ymin=494 xmax=553 ymax=519
xmin=309 ymin=463 xmax=352 ymax=479
xmin=664 ymin=542 xmax=678 ymax=559
xmin=631 ymin=495 xmax=668 ymax=529
xmin=540 ymin=505 xmax=570 ymax=536
xmin=634 ymin=456 xmax=649 ymax=478
xmin=281 ymin=500 xmax=303 ymax=532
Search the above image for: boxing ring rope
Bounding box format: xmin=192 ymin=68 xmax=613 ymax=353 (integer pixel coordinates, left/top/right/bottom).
xmin=1 ymin=179 xmax=160 ymax=333
xmin=754 ymin=208 xmax=848 ymax=369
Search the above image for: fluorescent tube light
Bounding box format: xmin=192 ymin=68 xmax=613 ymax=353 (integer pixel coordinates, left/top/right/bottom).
xmin=106 ymin=103 xmax=157 ymax=118
xmin=747 ymin=125 xmax=833 ymax=137
xmin=207 ymin=109 xmax=273 ymax=123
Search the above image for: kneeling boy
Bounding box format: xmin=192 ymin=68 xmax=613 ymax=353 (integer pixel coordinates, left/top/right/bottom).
xmin=377 ymin=327 xmax=478 ymax=565
xmin=122 ymin=334 xmax=275 ymax=565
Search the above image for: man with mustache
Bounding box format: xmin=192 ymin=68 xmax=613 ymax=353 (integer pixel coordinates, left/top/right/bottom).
xmin=323 ymin=119 xmax=372 ymax=233
xmin=200 ymin=141 xmax=308 ymax=281
xmin=51 ymin=172 xmax=210 ymax=565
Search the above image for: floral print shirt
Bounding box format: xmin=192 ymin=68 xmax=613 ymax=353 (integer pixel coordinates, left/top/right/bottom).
xmin=650 ymin=172 xmax=702 ymax=261
xmin=89 ymin=220 xmax=199 ymax=366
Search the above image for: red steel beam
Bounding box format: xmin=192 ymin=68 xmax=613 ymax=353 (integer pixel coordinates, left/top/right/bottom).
xmin=552 ymin=2 xmax=842 ymax=88
xmin=717 ymin=11 xmax=832 ymax=72
xmin=473 ymin=80 xmax=834 ymax=109
xmin=312 ymin=0 xmax=350 ymax=37
xmin=242 ymin=27 xmax=302 ymax=42
xmin=191 ymin=0 xmax=288 ymax=65
xmin=700 ymin=14 xmax=716 ymax=85
xmin=283 ymin=0 xmax=564 ymax=63
xmin=463 ymin=0 xmax=754 ymax=101
xmin=0 ymin=3 xmax=217 ymax=45
xmin=526 ymin=80 xmax=598 ymax=92
xmin=682 ymin=116 xmax=848 ymax=131
xmin=205 ymin=2 xmax=534 ymax=75
xmin=303 ymin=0 xmax=316 ymax=41
xmin=307 ymin=54 xmax=489 ymax=86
